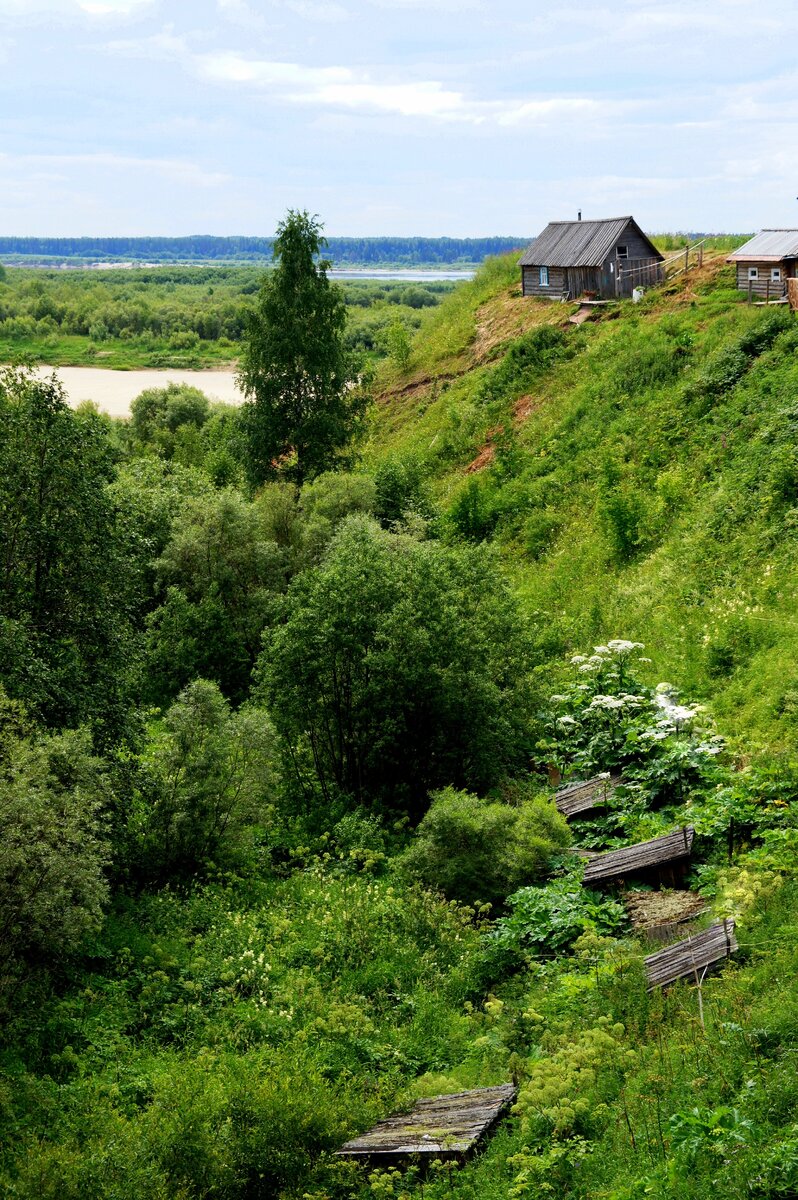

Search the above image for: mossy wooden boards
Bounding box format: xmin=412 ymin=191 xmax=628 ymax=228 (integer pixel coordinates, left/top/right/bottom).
xmin=335 ymin=1084 xmax=517 ymax=1165
xmin=645 ymin=919 xmax=737 ymax=990
xmin=555 ymin=775 xmax=617 ymax=819
xmin=582 ymin=826 xmax=694 ymax=886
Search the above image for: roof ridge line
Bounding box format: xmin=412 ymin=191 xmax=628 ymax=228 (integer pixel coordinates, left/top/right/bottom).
xmin=548 ymin=215 xmax=632 ymax=225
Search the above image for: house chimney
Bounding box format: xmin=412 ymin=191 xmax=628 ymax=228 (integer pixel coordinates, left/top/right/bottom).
xmin=578 ymin=210 xmax=582 ymax=221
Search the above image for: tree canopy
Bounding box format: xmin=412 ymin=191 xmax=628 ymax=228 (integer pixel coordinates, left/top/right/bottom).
xmin=0 ymin=367 xmax=135 ymax=734
xmin=237 ymin=210 xmax=366 ymax=485
xmin=259 ymin=515 xmax=537 ymax=819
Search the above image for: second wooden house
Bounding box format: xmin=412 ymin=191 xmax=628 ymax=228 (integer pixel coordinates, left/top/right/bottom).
xmin=519 ymin=215 xmax=664 ymax=301
xmin=726 ymin=229 xmax=798 ymax=299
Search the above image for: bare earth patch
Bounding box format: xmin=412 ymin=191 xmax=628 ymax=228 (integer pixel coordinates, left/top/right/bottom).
xmin=471 ymin=288 xmax=567 ymax=364
xmin=513 ymin=394 xmax=539 ymax=423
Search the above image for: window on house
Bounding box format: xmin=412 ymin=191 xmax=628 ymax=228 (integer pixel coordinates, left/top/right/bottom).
xmin=748 ymin=267 xmax=759 ymax=280
xmin=772 ymin=267 xmax=782 ymax=281
xmin=539 ymin=266 xmax=549 ymax=287
xmin=616 ymin=244 xmax=628 ymax=258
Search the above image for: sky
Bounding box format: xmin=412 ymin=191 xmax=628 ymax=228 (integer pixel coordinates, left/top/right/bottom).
xmin=1 ymin=0 xmax=797 ymax=237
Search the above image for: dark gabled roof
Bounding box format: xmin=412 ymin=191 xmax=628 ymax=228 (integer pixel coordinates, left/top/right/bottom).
xmin=518 ymin=216 xmax=663 ymax=268
xmin=727 ymin=229 xmax=798 ymax=262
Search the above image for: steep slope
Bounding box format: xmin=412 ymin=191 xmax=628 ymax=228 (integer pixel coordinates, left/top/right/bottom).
xmin=366 ymin=255 xmax=798 ymax=750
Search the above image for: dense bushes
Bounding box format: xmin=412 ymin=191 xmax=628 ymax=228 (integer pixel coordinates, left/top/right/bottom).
xmin=0 ymin=367 xmax=136 ymax=734
xmin=129 ymin=680 xmax=278 ymax=881
xmin=260 ymin=516 xmax=537 ymax=818
xmin=400 ymin=786 xmax=570 ymax=906
xmin=0 ymin=703 xmax=109 ymax=990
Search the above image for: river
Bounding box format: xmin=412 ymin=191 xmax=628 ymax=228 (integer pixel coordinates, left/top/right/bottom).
xmin=31 ymin=366 xmax=242 ymax=418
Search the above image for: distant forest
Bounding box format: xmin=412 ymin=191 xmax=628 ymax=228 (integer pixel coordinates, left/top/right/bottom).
xmin=0 ymin=235 xmax=526 ymax=267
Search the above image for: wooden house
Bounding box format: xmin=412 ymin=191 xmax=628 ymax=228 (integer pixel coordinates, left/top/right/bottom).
xmin=518 ymin=215 xmax=664 ymax=300
xmin=726 ymin=230 xmax=798 ymax=299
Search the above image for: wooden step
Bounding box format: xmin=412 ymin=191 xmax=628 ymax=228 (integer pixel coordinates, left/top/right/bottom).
xmin=645 ymin=919 xmax=737 ymax=990
xmin=582 ymin=826 xmax=694 ymax=886
xmin=335 ymin=1084 xmax=517 ymax=1166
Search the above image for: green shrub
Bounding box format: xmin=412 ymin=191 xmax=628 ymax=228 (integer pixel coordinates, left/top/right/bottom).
xmin=446 ymin=476 xmax=503 ymax=542
xmin=130 ymin=680 xmax=278 ymax=881
xmin=399 ymin=786 xmax=570 ymax=907
xmin=260 ymin=517 xmax=537 ymax=818
xmin=373 ymin=455 xmax=433 ymax=526
xmin=489 ymin=862 xmax=627 ymax=957
xmin=0 ymin=720 xmax=109 ymax=986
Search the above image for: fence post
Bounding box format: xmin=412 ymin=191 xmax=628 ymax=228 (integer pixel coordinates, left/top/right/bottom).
xmin=698 ymin=247 xmax=703 ymax=268
xmin=766 ymin=278 xmax=771 ymax=303
xmin=684 ymin=246 xmax=689 ymax=274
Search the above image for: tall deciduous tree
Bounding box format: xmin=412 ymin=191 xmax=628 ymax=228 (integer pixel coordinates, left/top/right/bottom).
xmin=0 ymin=366 xmax=135 ymax=735
xmin=259 ymin=515 xmax=537 ymax=819
xmin=237 ymin=210 xmax=366 ymax=485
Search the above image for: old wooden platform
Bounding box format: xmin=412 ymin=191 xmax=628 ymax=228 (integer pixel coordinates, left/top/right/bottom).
xmin=555 ymin=775 xmax=617 ymax=819
xmin=645 ymin=919 xmax=737 ymax=990
xmin=335 ymin=1084 xmax=517 ymax=1166
xmin=582 ymin=826 xmax=694 ymax=886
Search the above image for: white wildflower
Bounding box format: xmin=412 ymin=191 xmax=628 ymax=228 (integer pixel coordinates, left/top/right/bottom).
xmin=588 ymin=695 xmax=626 ymax=711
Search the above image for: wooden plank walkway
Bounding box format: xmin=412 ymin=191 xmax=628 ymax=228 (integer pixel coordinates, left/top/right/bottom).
xmin=555 ymin=775 xmax=617 ymax=819
xmin=335 ymin=1085 xmax=517 ymax=1166
xmin=582 ymin=826 xmax=694 ymax=886
xmin=645 ymin=919 xmax=737 ymax=989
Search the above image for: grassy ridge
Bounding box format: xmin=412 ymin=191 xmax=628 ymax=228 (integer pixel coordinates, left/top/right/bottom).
xmin=366 ymin=254 xmax=798 ymax=750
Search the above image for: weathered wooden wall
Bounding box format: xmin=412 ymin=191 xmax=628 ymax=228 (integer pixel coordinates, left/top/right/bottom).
xmin=522 ymin=265 xmax=567 ymax=297
xmin=735 ymin=262 xmax=792 ymax=298
xmin=645 ymin=919 xmax=737 ymax=990
xmin=617 ymin=258 xmax=665 ymax=294
xmin=614 ymin=229 xmax=656 ymax=259
xmin=336 ymin=1085 xmax=517 ymax=1166
xmin=583 ymin=826 xmax=694 ymax=887
xmin=563 ymin=266 xmax=601 ymax=298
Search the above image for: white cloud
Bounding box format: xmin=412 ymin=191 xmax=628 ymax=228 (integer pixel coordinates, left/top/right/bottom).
xmin=197 ymin=53 xmax=351 ymax=88
xmin=366 ymin=0 xmax=481 ymax=9
xmin=0 ymin=151 xmax=229 ymax=189
xmin=216 ymin=0 xmax=266 ymax=28
xmin=300 ymin=79 xmax=465 ymax=117
xmin=496 ymin=97 xmax=639 ymax=127
xmin=286 ymin=0 xmax=349 ymax=21
xmin=186 ymin=48 xmax=645 ymax=126
xmin=2 ymin=0 xmax=153 ymax=11
xmin=77 ymin=0 xmax=152 ymax=12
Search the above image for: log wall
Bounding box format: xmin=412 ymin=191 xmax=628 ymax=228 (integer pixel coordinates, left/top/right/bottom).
xmin=735 ymin=262 xmax=792 ymax=298
xmin=522 ymin=265 xmax=567 ymax=298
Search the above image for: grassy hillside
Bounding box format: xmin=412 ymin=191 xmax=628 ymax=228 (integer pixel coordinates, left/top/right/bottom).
xmin=6 ymin=251 xmax=798 ymax=1200
xmin=366 ymin=253 xmax=798 ymax=752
